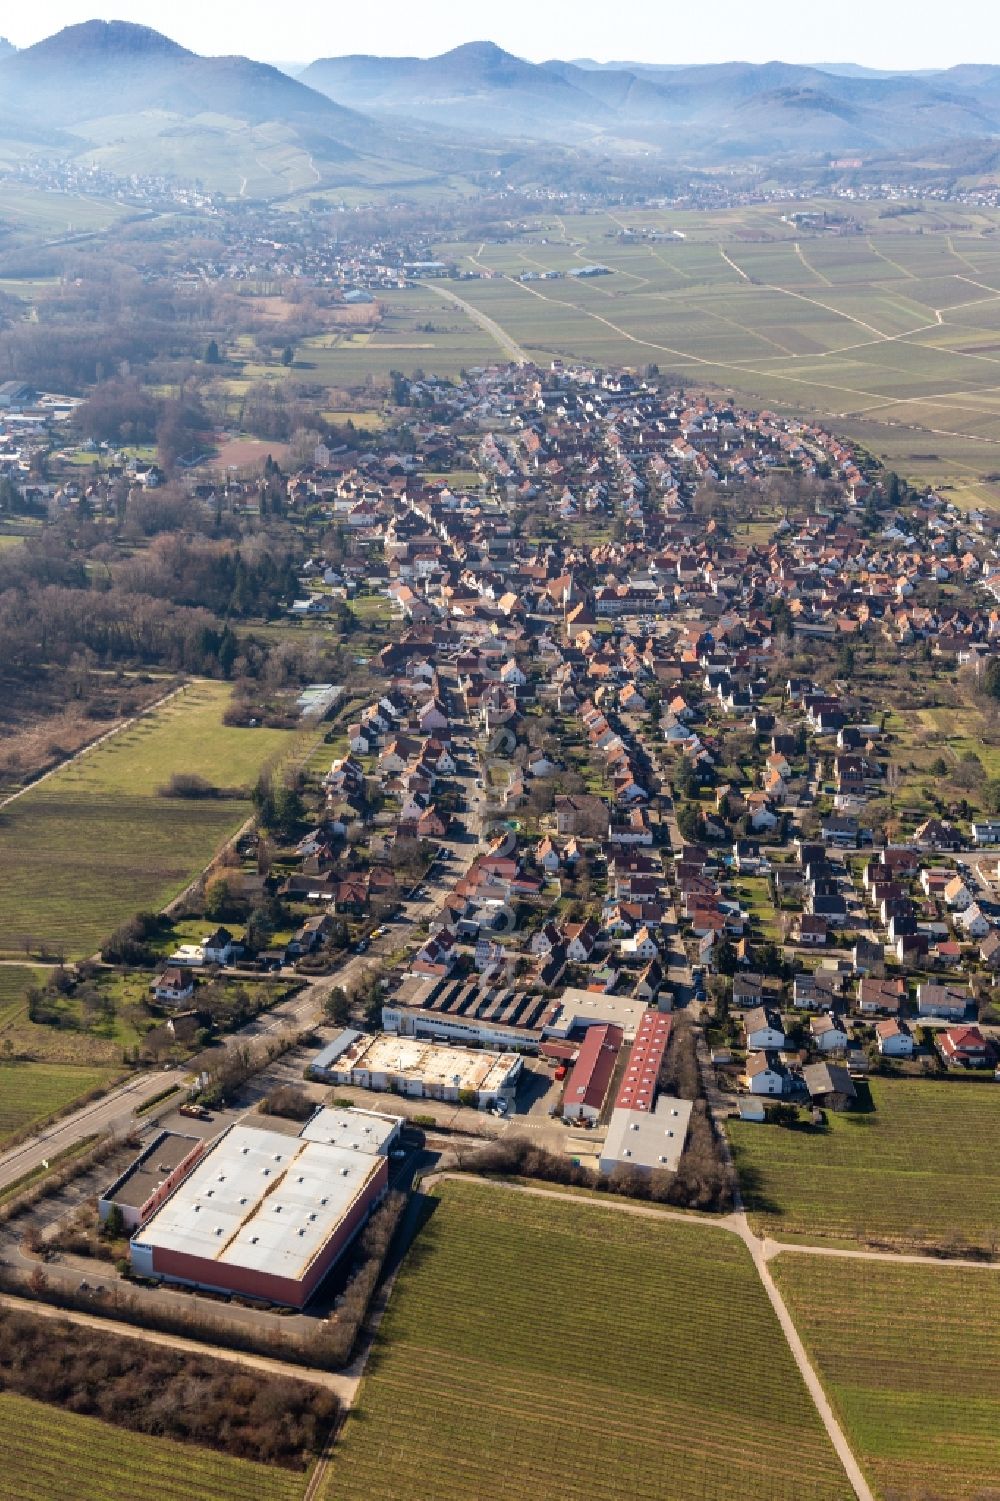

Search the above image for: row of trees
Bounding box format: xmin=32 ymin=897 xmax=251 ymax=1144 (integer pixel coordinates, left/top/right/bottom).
xmin=0 ymin=1303 xmax=337 ymax=1468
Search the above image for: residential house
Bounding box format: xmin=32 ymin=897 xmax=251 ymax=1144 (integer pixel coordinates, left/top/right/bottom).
xmin=875 ymin=1019 xmax=913 ymax=1057
xmin=744 ymin=1007 xmax=785 ymax=1051
xmin=937 ymin=1025 xmax=991 ymax=1068
xmin=916 ymin=982 xmax=970 ymax=1021
xmin=744 ymin=1051 xmax=786 ymax=1096
xmin=151 ymin=967 xmax=195 ymax=1005
xmin=201 ymin=927 xmax=236 ymax=966
xmin=856 ymin=978 xmax=905 ymax=1016
xmin=809 ymin=1014 xmax=848 ymax=1052
xmin=802 ymin=1061 xmax=856 ymax=1110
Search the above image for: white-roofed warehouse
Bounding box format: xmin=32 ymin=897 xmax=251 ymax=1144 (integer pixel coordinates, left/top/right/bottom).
xmin=130 ymin=1110 xmax=400 ymax=1308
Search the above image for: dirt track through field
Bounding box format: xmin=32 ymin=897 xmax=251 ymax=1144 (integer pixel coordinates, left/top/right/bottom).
xmin=434 ymin=284 xmax=527 ymax=363
xmin=421 ymin=1173 xmax=875 ymax=1501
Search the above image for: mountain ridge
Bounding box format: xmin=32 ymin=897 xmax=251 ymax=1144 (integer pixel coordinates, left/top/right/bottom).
xmin=301 ymin=41 xmax=1000 ymax=161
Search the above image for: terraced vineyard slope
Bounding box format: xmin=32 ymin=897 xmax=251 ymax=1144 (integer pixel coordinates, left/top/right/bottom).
xmin=326 ymin=1180 xmax=851 ymax=1501
xmin=773 ymin=1254 xmax=1000 ymax=1501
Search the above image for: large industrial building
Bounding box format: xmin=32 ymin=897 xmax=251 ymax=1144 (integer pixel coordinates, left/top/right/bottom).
xmin=381 ymin=977 xmax=655 ymax=1053
xmin=544 ymin=988 xmax=651 ymax=1041
xmin=309 ymin=1030 xmax=521 ymax=1107
xmin=562 ymin=1023 xmax=623 ymax=1122
xmin=599 ymin=1095 xmax=693 ymax=1176
xmin=382 ymin=975 xmax=561 ymax=1051
xmin=597 ymin=1011 xmax=692 ymax=1176
xmin=130 ymin=1107 xmax=401 ymax=1308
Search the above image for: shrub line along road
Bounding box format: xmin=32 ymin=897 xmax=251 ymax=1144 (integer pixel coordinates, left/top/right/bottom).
xmin=0 ymin=1289 xmax=357 ymax=1400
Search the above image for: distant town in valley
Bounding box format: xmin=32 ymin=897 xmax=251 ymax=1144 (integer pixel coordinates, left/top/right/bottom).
xmin=1 ymin=15 xmax=999 ymax=1501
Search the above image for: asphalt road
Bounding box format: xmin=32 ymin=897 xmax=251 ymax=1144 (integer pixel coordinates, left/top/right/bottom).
xmin=0 ymin=1073 xmax=188 ymax=1196
xmin=0 ymin=741 xmax=489 ymax=1196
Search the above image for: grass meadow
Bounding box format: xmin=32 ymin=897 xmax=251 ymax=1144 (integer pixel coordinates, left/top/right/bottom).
xmin=326 ymin=1179 xmax=850 ymax=1501
xmin=0 ymin=1061 xmax=118 ymax=1147
xmin=0 ymin=1392 xmax=306 ymax=1501
xmin=0 ymin=681 xmax=293 ymax=959
xmin=773 ymin=1255 xmax=1000 ymax=1501
xmin=728 ymin=1078 xmax=1000 ymax=1250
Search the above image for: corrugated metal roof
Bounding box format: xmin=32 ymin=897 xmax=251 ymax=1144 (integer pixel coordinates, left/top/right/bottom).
xmin=564 ymin=1023 xmax=623 ymax=1111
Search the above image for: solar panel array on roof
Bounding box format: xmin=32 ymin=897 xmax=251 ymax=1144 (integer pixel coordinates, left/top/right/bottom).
xmin=399 ymin=976 xmax=554 ymax=1036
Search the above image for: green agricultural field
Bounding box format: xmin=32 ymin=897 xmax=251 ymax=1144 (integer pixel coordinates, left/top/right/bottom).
xmin=728 ymin=1078 xmax=1000 ymax=1249
xmin=0 ymin=966 xmax=42 ymax=1029
xmin=0 ymin=183 xmax=129 ymax=239
xmin=773 ymin=1255 xmax=1000 ymax=1501
xmin=425 ymin=206 xmax=1000 ymax=506
xmin=0 ymin=681 xmax=294 ymax=959
xmin=0 ymin=1391 xmax=305 ymax=1501
xmin=0 ymin=1061 xmax=117 ymax=1147
xmin=326 ymin=1180 xmax=850 ymax=1501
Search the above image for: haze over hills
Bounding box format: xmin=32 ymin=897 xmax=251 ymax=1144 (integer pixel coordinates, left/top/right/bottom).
xmin=302 ymin=42 xmax=1000 ymax=161
xmin=0 ymin=22 xmax=364 ymax=150
xmin=0 ymin=21 xmax=512 ymax=196
xmin=4 ymin=21 xmax=1000 ymax=196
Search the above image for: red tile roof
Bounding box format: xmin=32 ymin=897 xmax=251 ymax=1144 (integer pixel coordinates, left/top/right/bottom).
xmin=615 ymin=1010 xmax=671 ymax=1113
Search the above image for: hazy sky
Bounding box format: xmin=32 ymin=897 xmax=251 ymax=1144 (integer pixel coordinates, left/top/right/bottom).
xmin=3 ymin=0 xmax=994 ymax=69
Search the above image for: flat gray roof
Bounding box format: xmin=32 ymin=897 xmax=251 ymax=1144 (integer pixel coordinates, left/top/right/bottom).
xmin=104 ymin=1131 xmax=200 ymax=1211
xmin=545 ymin=988 xmax=649 ymax=1041
xmin=599 ymin=1096 xmax=693 ymax=1175
xmin=299 ymin=1105 xmax=402 ymax=1154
